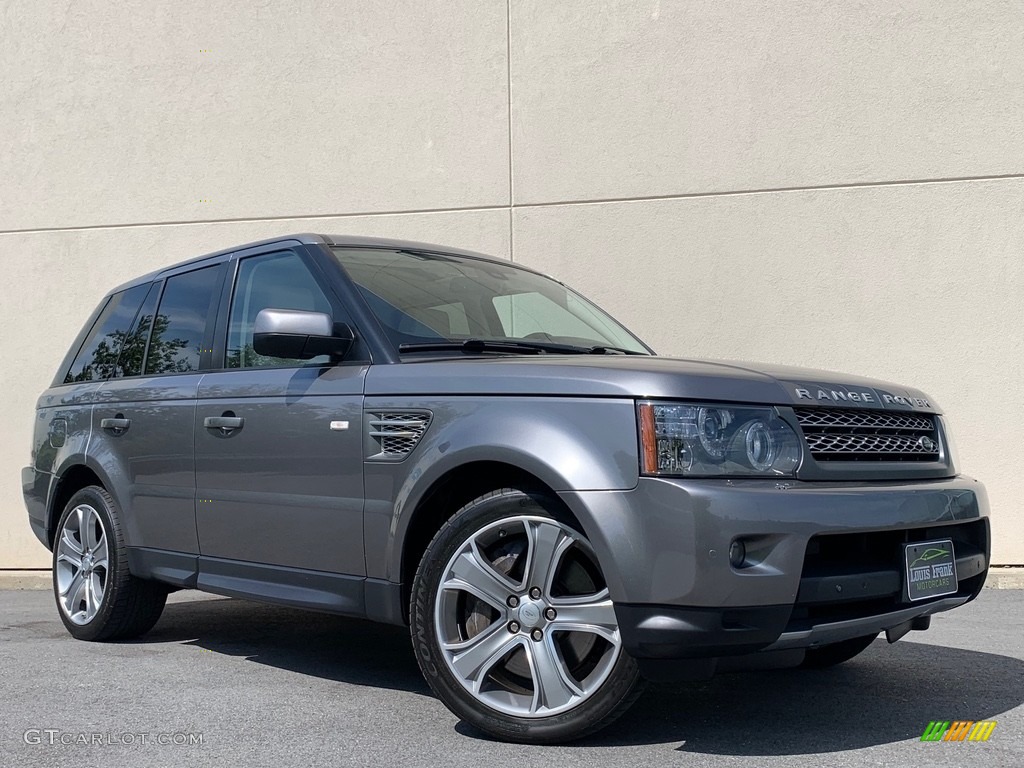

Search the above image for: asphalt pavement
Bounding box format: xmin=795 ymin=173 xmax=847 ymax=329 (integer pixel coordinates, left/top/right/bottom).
xmin=1 ymin=588 xmax=1020 ymax=767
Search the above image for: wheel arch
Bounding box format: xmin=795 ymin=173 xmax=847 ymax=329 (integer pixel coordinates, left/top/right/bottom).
xmin=398 ymin=460 xmax=552 ymax=606
xmin=46 ymin=457 xmax=121 ymax=548
xmin=395 ymin=458 xmax=611 ymax=621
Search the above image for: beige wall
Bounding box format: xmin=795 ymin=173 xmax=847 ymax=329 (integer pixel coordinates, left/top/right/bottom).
xmin=2 ymin=0 xmax=1021 ymax=567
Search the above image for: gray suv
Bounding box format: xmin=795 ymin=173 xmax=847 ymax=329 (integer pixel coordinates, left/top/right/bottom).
xmin=23 ymin=234 xmax=990 ymax=743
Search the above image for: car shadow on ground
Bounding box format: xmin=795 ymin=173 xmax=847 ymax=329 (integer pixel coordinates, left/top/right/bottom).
xmin=146 ymin=595 xmax=432 ymax=696
xmin=148 ymin=595 xmax=1023 ymax=754
xmin=582 ymin=639 xmax=1023 ymax=754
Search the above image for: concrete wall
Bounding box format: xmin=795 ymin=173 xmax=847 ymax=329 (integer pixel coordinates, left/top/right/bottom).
xmin=3 ymin=0 xmax=1021 ymax=567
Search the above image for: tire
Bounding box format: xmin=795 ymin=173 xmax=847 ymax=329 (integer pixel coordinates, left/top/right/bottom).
xmin=410 ymin=488 xmax=644 ymax=744
xmin=800 ymin=633 xmax=877 ymax=669
xmin=52 ymin=485 xmax=168 ymax=641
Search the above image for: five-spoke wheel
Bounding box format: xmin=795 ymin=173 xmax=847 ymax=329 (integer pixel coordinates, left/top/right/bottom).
xmin=411 ymin=489 xmax=643 ymax=743
xmin=435 ymin=515 xmax=621 ymax=717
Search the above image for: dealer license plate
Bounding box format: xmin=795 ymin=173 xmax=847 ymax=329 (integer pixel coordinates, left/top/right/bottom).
xmin=904 ymin=539 xmax=958 ymax=602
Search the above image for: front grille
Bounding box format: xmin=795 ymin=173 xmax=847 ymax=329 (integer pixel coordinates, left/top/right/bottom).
xmin=795 ymin=409 xmax=933 ymax=431
xmin=794 ymin=407 xmax=939 ymax=462
xmin=805 ymin=432 xmax=938 ymax=456
xmin=368 ymin=412 xmax=431 ymax=458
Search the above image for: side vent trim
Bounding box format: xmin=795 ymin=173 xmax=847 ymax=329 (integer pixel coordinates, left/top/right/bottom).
xmin=367 ymin=411 xmax=432 ymax=460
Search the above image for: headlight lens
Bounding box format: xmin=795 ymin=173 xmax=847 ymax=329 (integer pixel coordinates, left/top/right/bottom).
xmin=639 ymin=401 xmax=801 ymax=477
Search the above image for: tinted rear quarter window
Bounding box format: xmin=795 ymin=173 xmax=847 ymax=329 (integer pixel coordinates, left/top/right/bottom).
xmin=116 ymin=282 xmax=161 ymax=378
xmin=145 ymin=266 xmax=220 ymax=375
xmin=64 ymin=284 xmax=150 ymax=383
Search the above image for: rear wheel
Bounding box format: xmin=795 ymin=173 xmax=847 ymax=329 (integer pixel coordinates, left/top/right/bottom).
xmin=800 ymin=633 xmax=877 ymax=669
xmin=410 ymin=489 xmax=643 ymax=743
xmin=53 ymin=485 xmax=168 ymax=641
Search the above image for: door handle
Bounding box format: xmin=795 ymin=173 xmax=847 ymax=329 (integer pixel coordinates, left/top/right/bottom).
xmin=204 ymin=415 xmax=244 ymax=434
xmin=100 ymin=417 xmax=131 ymax=434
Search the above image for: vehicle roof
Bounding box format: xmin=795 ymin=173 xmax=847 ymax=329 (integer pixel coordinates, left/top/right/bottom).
xmin=108 ymin=233 xmax=542 ymax=295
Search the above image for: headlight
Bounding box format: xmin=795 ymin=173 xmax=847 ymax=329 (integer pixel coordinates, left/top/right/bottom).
xmin=638 ymin=401 xmax=801 ymax=477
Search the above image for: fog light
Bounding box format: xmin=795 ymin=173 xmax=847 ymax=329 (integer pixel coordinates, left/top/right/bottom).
xmin=729 ymin=540 xmax=746 ymax=568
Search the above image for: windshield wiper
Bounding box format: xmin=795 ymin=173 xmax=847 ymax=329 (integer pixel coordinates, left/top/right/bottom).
xmin=398 ymin=339 xmax=641 ymax=355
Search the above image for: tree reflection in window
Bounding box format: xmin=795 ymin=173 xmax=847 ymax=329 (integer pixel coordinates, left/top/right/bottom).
xmin=67 ymin=313 xmax=192 ymax=381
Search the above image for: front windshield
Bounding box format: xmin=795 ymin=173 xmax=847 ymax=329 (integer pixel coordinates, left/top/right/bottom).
xmin=332 ymin=248 xmax=651 ymax=354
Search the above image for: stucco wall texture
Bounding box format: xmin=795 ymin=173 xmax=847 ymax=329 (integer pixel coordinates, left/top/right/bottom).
xmin=2 ymin=0 xmax=1021 ymax=567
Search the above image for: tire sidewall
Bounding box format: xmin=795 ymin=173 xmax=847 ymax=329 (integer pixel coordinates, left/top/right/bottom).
xmin=52 ymin=486 xmax=125 ymax=641
xmin=410 ymin=489 xmax=641 ymax=743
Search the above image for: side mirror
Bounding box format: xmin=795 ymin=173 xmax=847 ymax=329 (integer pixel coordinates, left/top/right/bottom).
xmin=252 ymin=308 xmax=355 ymax=360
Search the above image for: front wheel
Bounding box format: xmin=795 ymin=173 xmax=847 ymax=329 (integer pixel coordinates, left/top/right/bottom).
xmin=410 ymin=489 xmax=644 ymax=744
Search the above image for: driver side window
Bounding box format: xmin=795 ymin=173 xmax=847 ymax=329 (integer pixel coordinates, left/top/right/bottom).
xmin=226 ymin=251 xmax=334 ymax=368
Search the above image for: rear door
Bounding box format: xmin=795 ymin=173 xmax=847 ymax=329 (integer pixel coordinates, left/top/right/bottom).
xmin=92 ymin=263 xmax=224 ymax=563
xmin=194 ymin=246 xmax=368 ymax=597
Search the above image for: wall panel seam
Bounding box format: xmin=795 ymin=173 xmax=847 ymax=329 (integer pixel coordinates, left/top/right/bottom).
xmin=4 ymin=172 xmax=1023 ymax=237
xmin=0 ymin=205 xmax=512 ymax=237
xmin=511 ymin=173 xmax=1024 ymax=210
xmin=506 ymin=0 xmax=515 ymax=262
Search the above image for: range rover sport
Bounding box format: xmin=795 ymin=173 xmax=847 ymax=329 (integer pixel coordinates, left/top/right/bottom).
xmin=22 ymin=234 xmax=990 ymax=743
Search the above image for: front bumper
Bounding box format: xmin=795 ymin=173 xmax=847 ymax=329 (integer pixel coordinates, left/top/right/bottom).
xmin=558 ymin=474 xmax=990 ymax=665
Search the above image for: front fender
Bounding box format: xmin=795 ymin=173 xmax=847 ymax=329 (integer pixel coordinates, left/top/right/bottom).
xmin=363 ymin=396 xmax=640 ymax=583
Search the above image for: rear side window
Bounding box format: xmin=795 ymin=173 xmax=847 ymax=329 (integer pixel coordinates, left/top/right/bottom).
xmin=64 ymin=284 xmax=150 ymax=383
xmin=115 ymin=282 xmax=161 ymax=378
xmin=144 ymin=266 xmax=220 ymax=375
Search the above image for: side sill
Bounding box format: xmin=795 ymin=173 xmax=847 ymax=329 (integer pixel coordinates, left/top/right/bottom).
xmin=126 ymin=547 xmax=377 ymax=621
xmin=196 ymin=556 xmax=365 ymax=616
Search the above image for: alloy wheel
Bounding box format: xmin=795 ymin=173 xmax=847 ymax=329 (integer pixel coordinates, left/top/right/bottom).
xmin=55 ymin=504 xmax=109 ymax=625
xmin=434 ymin=515 xmax=621 ymax=718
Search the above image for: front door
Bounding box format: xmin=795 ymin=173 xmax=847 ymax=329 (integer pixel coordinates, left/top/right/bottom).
xmin=194 ymin=249 xmax=367 ymax=583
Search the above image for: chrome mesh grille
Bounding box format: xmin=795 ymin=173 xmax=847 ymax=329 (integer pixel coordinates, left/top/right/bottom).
xmin=794 ymin=407 xmax=939 ymax=462
xmin=795 ymin=409 xmax=934 ymax=432
xmin=804 ymin=432 xmax=938 ymax=456
xmin=368 ymin=412 xmax=431 ymax=458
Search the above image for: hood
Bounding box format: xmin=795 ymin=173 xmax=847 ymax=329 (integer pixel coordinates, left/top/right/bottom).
xmin=365 ymin=355 xmax=940 ymax=413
